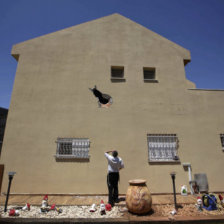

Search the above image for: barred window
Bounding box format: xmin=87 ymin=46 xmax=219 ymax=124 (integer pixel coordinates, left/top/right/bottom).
xmin=220 ymin=134 xmax=224 ymax=150
xmin=147 ymin=134 xmax=179 ymax=162
xmin=55 ymin=138 xmax=90 ymax=160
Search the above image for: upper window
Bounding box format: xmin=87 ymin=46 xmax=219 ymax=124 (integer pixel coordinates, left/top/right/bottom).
xmin=147 ymin=134 xmax=179 ymax=162
xmin=143 ymin=67 xmax=158 ymax=83
xmin=55 ymin=138 xmax=90 ymax=161
xmin=220 ymin=134 xmax=224 ymax=151
xmin=111 ymin=66 xmax=125 ymax=82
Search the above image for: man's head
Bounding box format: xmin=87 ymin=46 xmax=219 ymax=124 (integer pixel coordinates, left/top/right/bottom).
xmin=112 ymin=150 xmax=118 ymax=158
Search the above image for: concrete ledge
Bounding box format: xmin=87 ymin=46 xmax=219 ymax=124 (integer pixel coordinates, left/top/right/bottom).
xmin=188 ymin=88 xmax=224 ymax=91
xmin=1 ymin=216 xmax=224 ymax=224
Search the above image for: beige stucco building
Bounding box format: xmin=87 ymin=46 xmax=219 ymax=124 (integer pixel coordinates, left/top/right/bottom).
xmin=1 ymin=14 xmax=224 ymax=195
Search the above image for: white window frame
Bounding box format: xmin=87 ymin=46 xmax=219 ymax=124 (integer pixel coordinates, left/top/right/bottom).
xmin=55 ymin=138 xmax=90 ymax=160
xmin=147 ymin=134 xmax=179 ymax=162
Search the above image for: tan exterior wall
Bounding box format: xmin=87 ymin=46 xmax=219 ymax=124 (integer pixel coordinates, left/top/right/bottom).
xmin=1 ymin=14 xmax=224 ymax=194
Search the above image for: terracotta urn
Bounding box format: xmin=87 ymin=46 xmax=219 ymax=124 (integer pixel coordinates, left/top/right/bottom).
xmin=126 ymin=179 xmax=152 ymax=214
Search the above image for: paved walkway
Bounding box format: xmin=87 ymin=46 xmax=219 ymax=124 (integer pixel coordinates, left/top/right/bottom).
xmin=0 ymin=194 xmax=197 ymax=206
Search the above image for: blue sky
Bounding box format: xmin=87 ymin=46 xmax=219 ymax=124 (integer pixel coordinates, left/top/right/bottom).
xmin=0 ymin=0 xmax=224 ymax=109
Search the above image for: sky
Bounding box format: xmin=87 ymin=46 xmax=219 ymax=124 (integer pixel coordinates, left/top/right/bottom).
xmin=0 ymin=0 xmax=224 ymax=109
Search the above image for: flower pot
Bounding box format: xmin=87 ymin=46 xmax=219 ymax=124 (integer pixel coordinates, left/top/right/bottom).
xmin=126 ymin=179 xmax=152 ymax=214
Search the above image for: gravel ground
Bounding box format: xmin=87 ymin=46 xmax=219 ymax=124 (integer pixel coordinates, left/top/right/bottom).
xmin=1 ymin=204 xmax=224 ymax=219
xmin=0 ymin=205 xmax=123 ymax=219
xmin=151 ymin=204 xmax=224 ymax=217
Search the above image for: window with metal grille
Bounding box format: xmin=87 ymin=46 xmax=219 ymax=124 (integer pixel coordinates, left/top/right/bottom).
xmin=143 ymin=67 xmax=158 ymax=83
xmin=220 ymin=134 xmax=224 ymax=150
xmin=55 ymin=138 xmax=90 ymax=160
xmin=147 ymin=134 xmax=179 ymax=162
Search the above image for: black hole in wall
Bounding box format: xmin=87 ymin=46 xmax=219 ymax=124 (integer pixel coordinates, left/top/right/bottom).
xmin=89 ymin=86 xmax=113 ymax=108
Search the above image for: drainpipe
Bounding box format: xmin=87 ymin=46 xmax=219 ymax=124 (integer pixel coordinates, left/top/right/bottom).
xmin=183 ymin=163 xmax=194 ymax=195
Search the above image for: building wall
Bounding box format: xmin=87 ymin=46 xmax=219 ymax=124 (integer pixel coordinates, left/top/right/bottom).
xmin=0 ymin=14 xmax=224 ymax=194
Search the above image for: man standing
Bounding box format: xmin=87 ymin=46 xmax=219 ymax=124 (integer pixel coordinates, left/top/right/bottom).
xmin=104 ymin=150 xmax=124 ymax=206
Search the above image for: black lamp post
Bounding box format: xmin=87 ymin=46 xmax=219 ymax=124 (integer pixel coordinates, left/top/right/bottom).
xmin=170 ymin=172 xmax=177 ymax=210
xmin=4 ymin=171 xmax=16 ymax=212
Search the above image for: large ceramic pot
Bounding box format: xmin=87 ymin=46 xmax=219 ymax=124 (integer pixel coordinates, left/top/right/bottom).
xmin=126 ymin=179 xmax=152 ymax=214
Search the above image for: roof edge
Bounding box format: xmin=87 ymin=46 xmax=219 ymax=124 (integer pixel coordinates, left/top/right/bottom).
xmin=10 ymin=13 xmax=191 ymax=61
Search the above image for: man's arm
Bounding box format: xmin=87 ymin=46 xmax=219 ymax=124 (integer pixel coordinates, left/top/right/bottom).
xmin=104 ymin=150 xmax=113 ymax=160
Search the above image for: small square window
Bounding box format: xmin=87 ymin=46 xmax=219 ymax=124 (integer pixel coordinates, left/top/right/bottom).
xmin=147 ymin=134 xmax=179 ymax=162
xmin=111 ymin=66 xmax=125 ymax=82
xmin=220 ymin=134 xmax=224 ymax=151
xmin=55 ymin=138 xmax=90 ymax=161
xmin=143 ymin=67 xmax=158 ymax=83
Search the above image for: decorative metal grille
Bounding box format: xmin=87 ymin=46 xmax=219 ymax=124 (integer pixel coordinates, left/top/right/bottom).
xmin=56 ymin=138 xmax=90 ymax=159
xmin=147 ymin=134 xmax=179 ymax=162
xmin=220 ymin=134 xmax=224 ymax=150
xmin=59 ymin=142 xmax=72 ymax=155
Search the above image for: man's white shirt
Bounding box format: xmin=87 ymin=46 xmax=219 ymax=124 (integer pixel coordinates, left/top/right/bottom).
xmin=105 ymin=153 xmax=124 ymax=173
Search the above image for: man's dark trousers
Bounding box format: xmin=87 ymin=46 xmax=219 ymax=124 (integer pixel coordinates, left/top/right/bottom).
xmin=107 ymin=172 xmax=119 ymax=205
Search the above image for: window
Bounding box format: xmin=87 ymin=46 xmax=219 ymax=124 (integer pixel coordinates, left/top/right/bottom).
xmin=147 ymin=134 xmax=179 ymax=162
xmin=111 ymin=66 xmax=125 ymax=82
xmin=55 ymin=138 xmax=90 ymax=160
xmin=220 ymin=134 xmax=224 ymax=151
xmin=143 ymin=67 xmax=158 ymax=82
